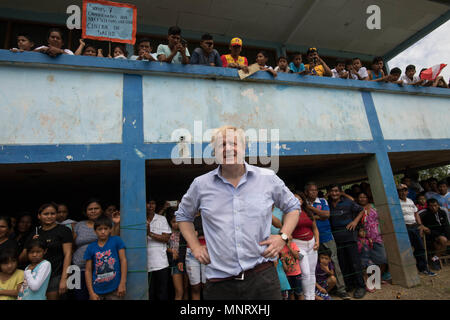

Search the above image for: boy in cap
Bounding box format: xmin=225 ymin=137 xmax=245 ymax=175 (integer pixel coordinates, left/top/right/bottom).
xmin=304 ymin=47 xmax=332 ymax=77
xmin=221 ymin=37 xmax=249 ymax=73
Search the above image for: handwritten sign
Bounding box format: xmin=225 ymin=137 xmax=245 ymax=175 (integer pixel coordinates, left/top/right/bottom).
xmin=238 ymin=63 xmax=261 ymax=80
xmin=82 ymin=0 xmax=137 ymax=44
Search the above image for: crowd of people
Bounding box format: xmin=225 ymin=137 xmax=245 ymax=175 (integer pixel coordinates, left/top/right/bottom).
xmin=0 ymin=172 xmax=448 ymax=300
xmin=8 ymin=26 xmax=450 ymax=88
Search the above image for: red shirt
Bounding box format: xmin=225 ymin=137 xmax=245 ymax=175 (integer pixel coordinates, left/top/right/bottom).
xmin=292 ymin=211 xmax=314 ymax=241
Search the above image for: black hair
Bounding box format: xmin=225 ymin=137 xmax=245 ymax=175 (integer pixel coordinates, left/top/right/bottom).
xmin=14 ymin=212 xmax=34 ymax=234
xmin=37 ymin=203 xmax=58 ymax=216
xmin=405 ymin=64 xmax=416 ymax=72
xmin=113 ymin=44 xmax=128 ymax=57
xmin=318 ymin=244 xmax=332 ymax=258
xmin=25 ymin=238 xmax=47 ymax=251
xmin=438 ymin=179 xmax=448 ymax=186
xmin=82 ymin=43 xmax=97 ymax=54
xmin=352 ymin=57 xmax=361 ymax=63
xmin=0 ymin=248 xmax=18 ymax=265
xmin=165 ymin=207 xmax=177 ymax=225
xmin=327 ymin=183 xmax=342 ymax=191
xmin=390 ymin=67 xmax=401 ymax=75
xmin=137 ymin=38 xmax=151 ymax=46
xmin=291 ymin=52 xmax=302 ymax=59
xmin=84 ymin=198 xmax=103 ymax=213
xmin=0 ymin=216 xmax=12 ymax=229
xmin=336 ymin=58 xmax=346 ymax=65
xmin=47 ymin=28 xmax=64 ymax=41
xmin=17 ymin=33 xmax=34 ymax=43
xmin=345 ymin=59 xmax=353 ymax=66
xmin=426 ymin=198 xmax=439 ymax=206
xmin=168 ymin=26 xmax=181 ymax=35
xmin=257 ymin=50 xmax=269 ymax=58
xmin=372 ymin=56 xmax=383 ymax=64
xmin=428 ymin=177 xmax=438 ymax=183
xmin=400 ymin=176 xmax=410 ymax=183
xmin=277 ymin=56 xmax=287 ymax=63
xmin=304 ymin=181 xmax=317 ymax=191
xmin=94 ymin=215 xmax=113 ymax=230
xmin=201 ymin=33 xmax=213 ymax=41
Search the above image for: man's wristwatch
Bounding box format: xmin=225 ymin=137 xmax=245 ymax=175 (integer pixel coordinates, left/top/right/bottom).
xmin=279 ymin=232 xmax=289 ymax=243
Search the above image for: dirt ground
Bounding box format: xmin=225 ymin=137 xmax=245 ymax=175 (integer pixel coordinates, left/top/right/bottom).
xmin=331 ymin=264 xmax=450 ymax=300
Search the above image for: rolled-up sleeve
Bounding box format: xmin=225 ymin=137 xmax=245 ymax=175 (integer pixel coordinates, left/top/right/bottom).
xmin=175 ymin=178 xmax=200 ymax=223
xmin=271 ymin=174 xmax=301 ymax=214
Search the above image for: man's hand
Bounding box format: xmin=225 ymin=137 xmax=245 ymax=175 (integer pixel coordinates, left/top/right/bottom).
xmin=346 ymin=220 xmax=358 ymax=231
xmin=112 ymin=210 xmax=120 ymax=225
xmin=260 ymin=235 xmax=285 ymax=258
xmin=239 ymin=65 xmax=249 ymax=73
xmin=58 ymin=278 xmax=67 ymax=295
xmin=116 ymin=283 xmax=126 ymax=297
xmin=89 ymin=293 xmax=100 ymax=300
xmin=192 ymin=245 xmax=210 ymax=265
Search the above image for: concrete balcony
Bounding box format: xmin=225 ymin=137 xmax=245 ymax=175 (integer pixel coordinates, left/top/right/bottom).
xmin=1 ymin=49 xmax=449 ymax=299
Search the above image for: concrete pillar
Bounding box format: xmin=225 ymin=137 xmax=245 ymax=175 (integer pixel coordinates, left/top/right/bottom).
xmin=121 ymin=74 xmax=148 ymax=299
xmin=365 ymin=153 xmax=420 ymax=287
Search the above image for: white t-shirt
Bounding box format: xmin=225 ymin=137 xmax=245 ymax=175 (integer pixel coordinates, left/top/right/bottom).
xmin=356 ymin=67 xmax=369 ymax=79
xmin=274 ymin=66 xmax=290 ymax=73
xmin=35 ymin=46 xmax=74 ymax=55
xmin=401 ymin=74 xmax=420 ymax=84
xmin=147 ymin=214 xmax=172 ymax=272
xmin=331 ymin=68 xmax=348 ymax=78
xmin=156 ymin=44 xmax=190 ymax=64
xmin=400 ymin=198 xmax=417 ymax=225
xmin=130 ymin=53 xmax=158 ymax=61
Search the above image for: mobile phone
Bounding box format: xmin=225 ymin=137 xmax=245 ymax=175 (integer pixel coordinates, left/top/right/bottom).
xmin=181 ymin=38 xmax=187 ymax=47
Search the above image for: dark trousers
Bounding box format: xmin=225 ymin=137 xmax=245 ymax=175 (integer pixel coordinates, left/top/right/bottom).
xmin=73 ymin=270 xmax=90 ymax=300
xmin=148 ymin=267 xmax=170 ymax=300
xmin=406 ymin=225 xmax=428 ymax=272
xmin=336 ymin=241 xmax=365 ymax=289
xmin=203 ymin=263 xmax=281 ymax=300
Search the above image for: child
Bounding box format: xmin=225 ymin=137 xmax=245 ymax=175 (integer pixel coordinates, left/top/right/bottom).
xmin=280 ymin=236 xmax=303 ymax=300
xmin=74 ymin=39 xmax=103 ymax=57
xmin=109 ymin=44 xmax=128 ymax=59
xmin=368 ymin=57 xmax=387 ymax=82
xmin=315 ymin=248 xmax=336 ymax=300
xmin=84 ymin=215 xmax=127 ymax=300
xmin=331 ymin=59 xmax=349 ymax=79
xmin=386 ymin=68 xmax=403 ymax=84
xmin=416 ymin=193 xmax=428 ymax=211
xmin=56 ymin=203 xmax=77 ymax=231
xmin=274 ymin=56 xmax=290 ymax=73
xmin=256 ymin=51 xmax=277 ymax=77
xmin=166 ymin=208 xmax=187 ymax=300
xmin=352 ymin=57 xmax=369 ymax=80
xmin=346 ymin=60 xmax=358 ymax=79
xmin=289 ymin=52 xmax=306 ymax=74
xmin=130 ymin=38 xmax=157 ymax=61
xmin=275 ymin=257 xmax=291 ymax=300
xmin=34 ymin=28 xmax=74 ymax=56
xmin=10 ymin=33 xmax=34 ymax=52
xmin=357 ymin=228 xmax=375 ymax=292
xmin=304 ymin=47 xmax=332 ymax=77
xmin=18 ymin=239 xmax=51 ymax=300
xmin=0 ymin=249 xmax=24 ymax=300
xmin=401 ymin=65 xmax=424 ymax=85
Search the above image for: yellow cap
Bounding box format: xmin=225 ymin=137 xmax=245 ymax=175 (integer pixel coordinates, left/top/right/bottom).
xmin=230 ymin=37 xmax=243 ymax=47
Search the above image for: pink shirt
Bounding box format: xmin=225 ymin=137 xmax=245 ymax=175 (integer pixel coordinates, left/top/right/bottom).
xmin=280 ymin=242 xmax=301 ymax=276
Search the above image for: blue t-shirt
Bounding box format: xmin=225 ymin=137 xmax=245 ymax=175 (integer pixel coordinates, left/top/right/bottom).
xmin=289 ymin=62 xmax=305 ymax=73
xmin=84 ymin=236 xmax=126 ymax=295
xmin=271 ymin=207 xmax=284 ymax=235
xmin=313 ymin=198 xmax=333 ymax=243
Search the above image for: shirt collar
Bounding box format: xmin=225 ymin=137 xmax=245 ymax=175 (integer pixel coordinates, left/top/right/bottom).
xmin=214 ymin=161 xmax=253 ymax=176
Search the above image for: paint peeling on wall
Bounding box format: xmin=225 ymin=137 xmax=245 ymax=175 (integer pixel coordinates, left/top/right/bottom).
xmin=0 ymin=66 xmax=123 ymax=145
